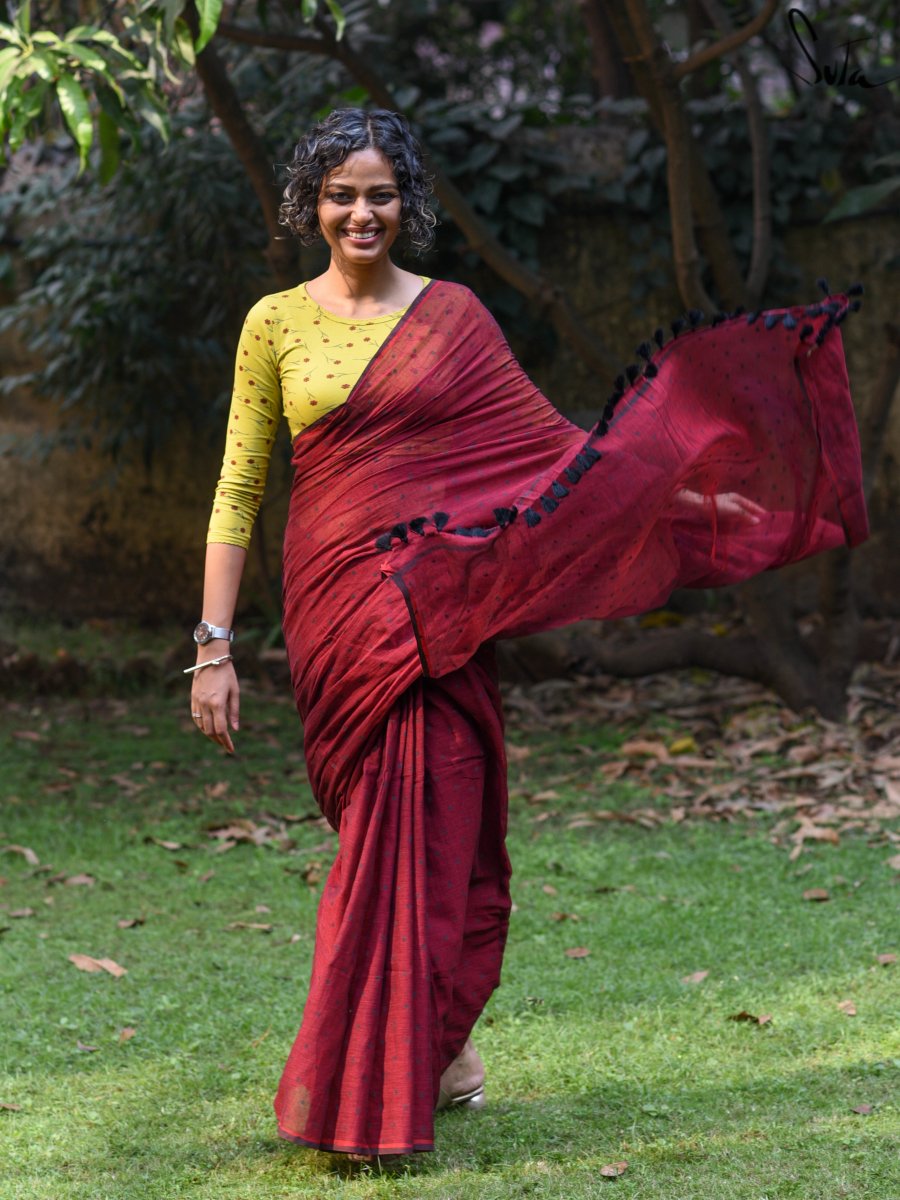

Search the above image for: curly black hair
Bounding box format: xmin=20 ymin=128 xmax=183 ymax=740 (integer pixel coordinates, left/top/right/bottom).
xmin=279 ymin=108 xmax=436 ymax=254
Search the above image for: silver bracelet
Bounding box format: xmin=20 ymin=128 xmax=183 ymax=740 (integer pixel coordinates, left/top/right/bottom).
xmin=183 ymin=654 xmax=234 ymax=675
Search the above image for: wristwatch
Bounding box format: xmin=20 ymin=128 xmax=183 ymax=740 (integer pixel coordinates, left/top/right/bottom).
xmin=193 ymin=621 xmax=235 ymax=645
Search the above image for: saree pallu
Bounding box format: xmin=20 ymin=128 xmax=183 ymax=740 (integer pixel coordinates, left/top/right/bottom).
xmin=275 ymin=281 xmax=868 ymax=1155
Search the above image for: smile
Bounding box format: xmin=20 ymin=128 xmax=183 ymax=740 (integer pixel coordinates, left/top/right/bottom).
xmin=344 ymin=229 xmax=381 ymax=241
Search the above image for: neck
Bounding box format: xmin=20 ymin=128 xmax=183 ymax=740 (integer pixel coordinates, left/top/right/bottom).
xmin=322 ymin=256 xmax=403 ymax=303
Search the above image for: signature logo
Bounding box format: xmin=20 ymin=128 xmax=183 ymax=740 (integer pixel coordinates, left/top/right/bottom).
xmin=788 ymin=8 xmax=900 ymax=89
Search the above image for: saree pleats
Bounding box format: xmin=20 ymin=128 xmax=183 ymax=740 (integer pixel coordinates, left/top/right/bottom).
xmin=274 ymin=647 xmax=509 ymax=1155
xmin=275 ymin=280 xmax=868 ymax=1156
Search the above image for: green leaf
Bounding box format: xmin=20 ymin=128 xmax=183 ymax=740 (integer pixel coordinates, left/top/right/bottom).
xmin=173 ymin=18 xmax=196 ymax=66
xmin=97 ymin=108 xmax=119 ymax=184
xmin=7 ymin=76 xmax=47 ymax=151
xmin=62 ymin=40 xmax=112 ymax=76
xmin=0 ymin=22 xmax=25 ymax=47
xmin=824 ymin=177 xmax=900 ymax=222
xmin=301 ymin=0 xmax=317 ymax=22
xmin=31 ymin=31 xmax=63 ymax=47
xmin=0 ymin=44 xmax=21 ymax=95
xmin=323 ymin=0 xmax=346 ymax=39
xmin=17 ymin=47 xmax=57 ymax=82
xmin=128 ymin=87 xmax=170 ymax=143
xmin=56 ymin=73 xmax=93 ymax=168
xmin=18 ymin=0 xmax=31 ymax=38
xmin=194 ymin=0 xmax=223 ymax=52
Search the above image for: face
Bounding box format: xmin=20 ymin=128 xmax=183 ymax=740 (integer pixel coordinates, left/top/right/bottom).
xmin=317 ymin=148 xmax=403 ymax=266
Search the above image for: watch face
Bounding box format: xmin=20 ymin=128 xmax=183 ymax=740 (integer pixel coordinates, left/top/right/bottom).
xmin=193 ymin=621 xmax=211 ymax=644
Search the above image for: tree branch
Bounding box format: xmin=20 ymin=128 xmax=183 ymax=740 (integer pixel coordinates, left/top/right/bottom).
xmin=621 ymin=0 xmax=716 ymax=311
xmin=186 ymin=13 xmax=298 ymax=287
xmin=699 ymin=0 xmax=771 ymax=305
xmin=673 ymin=0 xmax=779 ymax=80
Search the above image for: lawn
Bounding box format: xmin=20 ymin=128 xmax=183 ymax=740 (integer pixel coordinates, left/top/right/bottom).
xmin=1 ymin=662 xmax=898 ymax=1199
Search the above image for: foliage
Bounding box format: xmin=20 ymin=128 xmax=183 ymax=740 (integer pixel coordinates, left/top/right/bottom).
xmin=0 ymin=116 xmax=266 ymax=465
xmin=0 ymin=0 xmax=343 ymax=172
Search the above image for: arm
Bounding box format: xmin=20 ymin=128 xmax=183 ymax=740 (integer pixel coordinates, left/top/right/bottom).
xmin=191 ymin=542 xmax=247 ymax=754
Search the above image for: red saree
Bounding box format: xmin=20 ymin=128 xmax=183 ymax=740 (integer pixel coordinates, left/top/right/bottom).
xmin=274 ymin=280 xmax=867 ymax=1155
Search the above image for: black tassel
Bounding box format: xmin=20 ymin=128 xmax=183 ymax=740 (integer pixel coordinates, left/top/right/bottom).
xmin=374 ymin=532 xmax=393 ymax=551
xmin=582 ymin=445 xmax=601 ymax=466
xmin=625 ymin=363 xmax=640 ymax=384
xmin=835 ymin=308 xmax=847 ymax=325
xmin=804 ymin=303 xmax=823 ymax=317
xmin=607 ymin=389 xmax=624 ymax=407
xmin=564 ymin=465 xmax=582 ymax=484
xmin=799 ymin=323 xmax=814 ymax=340
xmin=614 ymin=373 xmax=626 ymax=391
xmin=688 ymin=308 xmax=704 ymax=327
xmin=653 ymin=328 xmax=665 ymax=348
xmin=596 ymin=419 xmax=609 ymax=437
xmin=636 ymin=341 xmax=653 ymax=360
xmin=746 ymin=311 xmax=761 ymax=325
xmin=643 ymin=361 xmax=659 ymax=378
xmin=711 ymin=311 xmax=727 ymax=326
xmin=551 ymin=481 xmax=569 ymax=499
xmin=731 ymin=305 xmax=746 ymax=317
xmin=816 ymin=276 xmax=830 ymax=295
xmin=390 ymin=523 xmax=409 ymax=544
xmin=671 ymin=316 xmax=686 ymax=337
xmin=575 ymin=452 xmax=591 ymax=469
xmin=848 ymin=282 xmax=864 ymax=296
xmin=849 ymin=299 xmax=861 ymax=312
xmin=782 ymin=313 xmax=797 ymax=330
xmin=409 ymin=516 xmax=427 ymax=535
xmin=524 ymin=508 xmax=542 ymax=527
xmin=540 ymin=494 xmax=558 ymax=514
xmin=602 ymin=403 xmax=614 ymax=423
xmin=433 ymin=511 xmax=449 ymax=531
xmin=764 ymin=313 xmax=779 ymax=330
xmin=824 ymin=300 xmax=840 ymax=315
xmin=493 ymin=506 xmax=517 ymax=527
xmin=815 ymin=316 xmax=835 ymax=346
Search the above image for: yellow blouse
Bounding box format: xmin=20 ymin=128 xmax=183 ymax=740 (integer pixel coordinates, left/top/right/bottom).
xmin=207 ymin=279 xmax=430 ymax=548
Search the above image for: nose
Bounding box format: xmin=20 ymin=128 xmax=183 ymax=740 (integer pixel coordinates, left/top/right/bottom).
xmin=351 ymin=194 xmax=373 ymax=224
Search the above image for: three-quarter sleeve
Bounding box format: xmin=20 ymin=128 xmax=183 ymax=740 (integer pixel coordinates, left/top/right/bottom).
xmin=207 ymin=300 xmax=283 ymax=548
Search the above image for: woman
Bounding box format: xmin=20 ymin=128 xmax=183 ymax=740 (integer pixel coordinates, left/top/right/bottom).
xmin=189 ymin=108 xmax=867 ymax=1160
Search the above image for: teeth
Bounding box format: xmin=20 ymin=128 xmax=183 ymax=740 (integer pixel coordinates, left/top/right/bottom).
xmin=346 ymin=230 xmax=378 ymax=240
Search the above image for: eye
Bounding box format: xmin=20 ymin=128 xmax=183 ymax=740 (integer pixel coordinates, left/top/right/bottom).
xmin=325 ymin=191 xmax=352 ymax=203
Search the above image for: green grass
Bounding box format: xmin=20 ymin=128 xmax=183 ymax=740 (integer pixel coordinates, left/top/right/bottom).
xmin=1 ymin=686 xmax=898 ymax=1199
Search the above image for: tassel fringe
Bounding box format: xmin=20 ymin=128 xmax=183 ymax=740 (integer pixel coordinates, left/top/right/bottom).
xmin=372 ymin=280 xmax=864 ymax=549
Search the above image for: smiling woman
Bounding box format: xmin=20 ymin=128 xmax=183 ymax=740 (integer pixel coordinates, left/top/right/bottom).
xmin=185 ymin=107 xmax=868 ymax=1167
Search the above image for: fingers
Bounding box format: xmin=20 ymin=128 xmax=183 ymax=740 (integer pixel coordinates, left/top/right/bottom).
xmin=190 ymin=671 xmax=238 ymax=755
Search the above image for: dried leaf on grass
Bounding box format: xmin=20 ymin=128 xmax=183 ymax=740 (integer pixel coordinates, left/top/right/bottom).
xmin=116 ymin=917 xmax=144 ymax=929
xmin=837 ymin=999 xmax=858 ymax=1016
xmin=851 ymin=1104 xmax=873 ymax=1115
xmin=68 ymin=954 xmax=127 ymax=978
xmin=76 ymin=1040 xmax=98 ymax=1052
xmin=564 ymin=946 xmax=591 ymax=958
xmin=3 ymin=845 xmax=39 ymax=866
xmin=599 ymin=1160 xmax=628 ymax=1178
xmin=118 ymin=1027 xmax=137 ymax=1043
xmin=143 ymin=837 xmax=184 ymax=852
xmin=0 ymin=1102 xmax=22 ymax=1111
xmin=65 ymin=873 xmax=96 ymax=887
xmin=728 ymin=1010 xmax=772 ymax=1025
xmin=681 ymin=970 xmax=709 ymax=984
xmin=9 ymin=908 xmax=35 ymax=918
xmin=225 ymin=922 xmax=273 ymax=933
xmin=876 ymin=953 xmax=896 ymax=966
xmin=802 ymin=888 xmax=830 ymax=902
xmin=550 ymin=911 xmax=580 ymax=922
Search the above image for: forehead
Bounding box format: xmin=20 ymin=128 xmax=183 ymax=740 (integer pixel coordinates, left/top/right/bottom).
xmin=324 ymin=147 xmax=397 ymax=186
